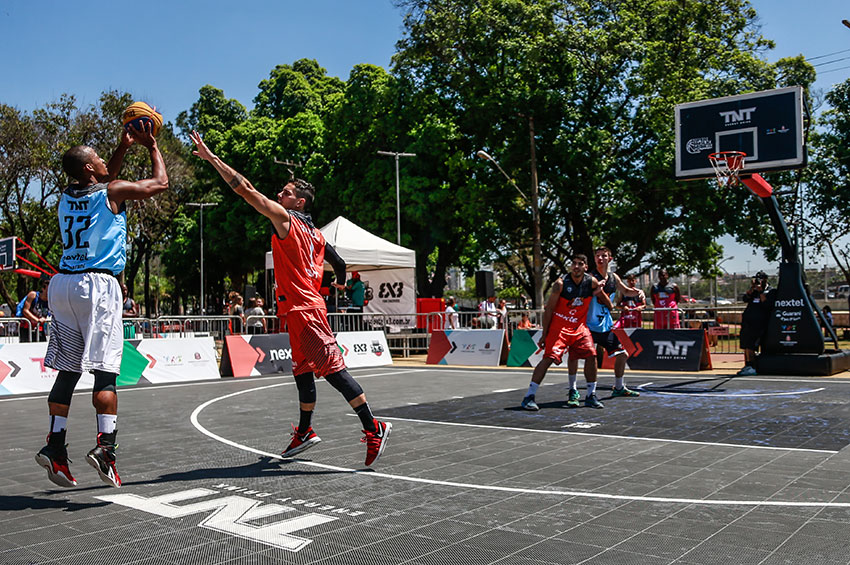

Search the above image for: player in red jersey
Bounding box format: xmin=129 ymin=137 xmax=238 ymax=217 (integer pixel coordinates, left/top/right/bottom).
xmin=651 ymin=268 xmax=682 ymax=329
xmin=520 ymin=254 xmax=613 ymax=410
xmin=190 ymin=131 xmax=391 ymax=467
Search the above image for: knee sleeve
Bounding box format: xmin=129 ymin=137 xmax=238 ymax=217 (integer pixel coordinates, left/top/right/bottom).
xmin=48 ymin=371 xmax=82 ymax=405
xmin=323 ymin=369 xmax=364 ymax=402
xmin=294 ymin=372 xmax=317 ymax=404
xmin=92 ymin=370 xmax=117 ymax=393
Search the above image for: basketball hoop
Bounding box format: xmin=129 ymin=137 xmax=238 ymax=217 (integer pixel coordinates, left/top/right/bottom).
xmin=708 ymin=151 xmax=747 ymax=188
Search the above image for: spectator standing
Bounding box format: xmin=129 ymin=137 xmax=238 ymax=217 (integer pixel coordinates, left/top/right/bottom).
xmin=497 ymin=299 xmax=508 ymax=329
xmin=344 ymin=271 xmax=366 ymax=313
xmin=245 ymin=297 xmax=267 ymax=334
xmin=737 ymin=271 xmax=775 ymax=376
xmin=121 ymin=283 xmax=139 ymax=318
xmin=228 ymin=291 xmax=244 ymax=334
xmin=445 ymin=296 xmax=460 ymax=329
xmin=822 ymin=305 xmax=834 ymax=337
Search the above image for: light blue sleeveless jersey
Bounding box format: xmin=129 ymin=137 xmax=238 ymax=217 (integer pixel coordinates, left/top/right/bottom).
xmin=586 ymin=270 xmax=616 ymax=333
xmin=58 ymin=183 xmax=126 ymax=275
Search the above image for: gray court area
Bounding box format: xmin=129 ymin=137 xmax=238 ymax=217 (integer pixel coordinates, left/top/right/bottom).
xmin=5 ymin=366 xmax=850 ymax=564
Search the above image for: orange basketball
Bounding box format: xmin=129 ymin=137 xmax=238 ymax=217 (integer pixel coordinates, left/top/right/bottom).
xmin=122 ymin=101 xmax=163 ymax=136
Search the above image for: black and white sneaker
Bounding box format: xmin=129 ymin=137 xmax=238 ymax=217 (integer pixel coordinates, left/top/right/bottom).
xmin=86 ymin=433 xmax=121 ymax=488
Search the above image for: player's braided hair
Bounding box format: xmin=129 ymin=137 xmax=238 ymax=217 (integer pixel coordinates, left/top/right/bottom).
xmin=292 ymin=178 xmax=315 ymax=210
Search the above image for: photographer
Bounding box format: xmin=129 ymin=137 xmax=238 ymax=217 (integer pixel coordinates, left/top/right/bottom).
xmin=736 ymin=271 xmax=775 ymax=376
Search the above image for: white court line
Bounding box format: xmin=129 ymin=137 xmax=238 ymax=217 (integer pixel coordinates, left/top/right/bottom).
xmin=429 ymin=367 xmax=850 ymax=385
xmin=372 ymin=415 xmax=837 ymax=454
xmin=0 ymin=367 xmax=427 ymax=403
xmin=190 ymin=383 xmax=850 ymax=508
xmin=637 ymin=382 xmax=827 ymax=397
xmin=492 ymin=388 xmax=519 ymax=393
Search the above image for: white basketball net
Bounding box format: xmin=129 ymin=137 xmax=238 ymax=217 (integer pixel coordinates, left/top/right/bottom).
xmin=708 ymin=151 xmax=746 ymax=188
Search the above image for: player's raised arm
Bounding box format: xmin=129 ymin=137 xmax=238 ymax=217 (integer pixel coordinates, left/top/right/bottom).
xmin=591 ymin=277 xmax=615 ymax=310
xmin=107 ymin=123 xmax=169 ymax=207
xmin=613 ymin=272 xmax=645 ymax=300
xmin=189 ymin=130 xmax=290 ymax=236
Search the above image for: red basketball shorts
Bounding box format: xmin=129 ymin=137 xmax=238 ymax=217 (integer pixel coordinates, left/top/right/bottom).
xmin=280 ymin=308 xmax=345 ymax=377
xmin=544 ymin=323 xmax=595 ymax=363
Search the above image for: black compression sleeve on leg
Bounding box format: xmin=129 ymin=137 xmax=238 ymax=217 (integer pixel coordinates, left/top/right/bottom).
xmin=294 ymin=372 xmax=317 ymax=404
xmin=92 ymin=370 xmax=117 ymax=393
xmin=47 ymin=371 xmax=82 ymax=405
xmin=323 ymin=369 xmax=364 ymax=402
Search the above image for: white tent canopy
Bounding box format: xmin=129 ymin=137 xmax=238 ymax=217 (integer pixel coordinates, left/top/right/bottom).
xmin=319 ymin=216 xmax=415 ymax=272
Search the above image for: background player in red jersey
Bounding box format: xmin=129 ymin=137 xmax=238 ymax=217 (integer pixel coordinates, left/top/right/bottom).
xmin=651 ymin=268 xmax=682 ymax=329
xmin=190 ymin=131 xmax=391 ymax=467
xmin=520 ymin=254 xmax=612 ymax=410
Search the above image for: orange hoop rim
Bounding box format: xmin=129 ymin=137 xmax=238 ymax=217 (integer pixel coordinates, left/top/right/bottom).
xmin=708 ymin=151 xmax=747 ymax=188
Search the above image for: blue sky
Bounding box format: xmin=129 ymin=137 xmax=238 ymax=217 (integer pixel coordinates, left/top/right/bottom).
xmin=2 ymin=0 xmax=848 ymax=275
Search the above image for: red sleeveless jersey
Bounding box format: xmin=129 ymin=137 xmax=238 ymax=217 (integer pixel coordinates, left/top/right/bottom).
xmin=271 ymin=214 xmax=327 ymax=314
xmin=551 ymin=274 xmax=594 ymax=332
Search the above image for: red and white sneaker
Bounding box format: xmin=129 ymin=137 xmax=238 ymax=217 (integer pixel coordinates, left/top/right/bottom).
xmin=281 ymin=425 xmax=321 ymax=458
xmin=35 ymin=437 xmax=77 ymax=488
xmin=362 ymin=420 xmax=392 ymax=467
xmin=86 ymin=433 xmax=121 ymax=488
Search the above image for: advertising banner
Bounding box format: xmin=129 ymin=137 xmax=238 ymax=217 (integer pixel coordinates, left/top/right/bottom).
xmin=334 ymin=331 xmax=392 ymax=369
xmin=362 ymin=268 xmax=416 ymax=330
xmin=0 ymin=337 xmax=219 ymax=396
xmin=611 ymin=328 xmax=706 ymax=371
xmin=427 ymin=329 xmax=504 ymax=366
xmin=506 ymin=329 xmax=545 ymax=367
xmin=220 ymin=334 xmax=293 ymax=378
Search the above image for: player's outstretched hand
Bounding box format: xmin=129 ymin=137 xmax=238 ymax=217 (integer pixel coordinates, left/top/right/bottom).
xmin=190 ymin=130 xmax=215 ymax=162
xmin=130 ymin=121 xmax=156 ymax=148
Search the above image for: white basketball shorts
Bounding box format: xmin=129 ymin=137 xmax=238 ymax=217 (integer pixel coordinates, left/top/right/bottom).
xmin=45 ymin=272 xmax=123 ymax=374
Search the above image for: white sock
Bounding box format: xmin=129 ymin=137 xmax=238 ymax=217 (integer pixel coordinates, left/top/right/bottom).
xmin=527 ymin=382 xmax=539 ymax=397
xmin=614 ymin=376 xmax=625 ymax=390
xmin=97 ymin=414 xmax=117 ymax=434
xmin=586 ymin=382 xmax=597 ymax=396
xmin=50 ymin=415 xmax=67 ymax=433
xmin=567 ymin=374 xmax=578 ymax=390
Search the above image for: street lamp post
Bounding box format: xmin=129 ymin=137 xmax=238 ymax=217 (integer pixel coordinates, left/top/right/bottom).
xmin=377 ymin=151 xmax=416 ymax=245
xmin=713 ymin=255 xmax=734 ymax=307
xmin=187 ymin=202 xmax=219 ymax=314
xmin=477 ymin=150 xmax=543 ymax=308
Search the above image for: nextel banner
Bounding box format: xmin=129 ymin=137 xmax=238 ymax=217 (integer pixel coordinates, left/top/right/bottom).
xmin=220 ymin=334 xmax=293 ymax=377
xmin=616 ymin=329 xmax=706 ymax=372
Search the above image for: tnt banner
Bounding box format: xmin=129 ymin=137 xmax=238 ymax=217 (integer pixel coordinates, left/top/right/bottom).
xmin=220 ymin=333 xmax=292 ymax=377
xmin=335 ymin=331 xmax=392 ymax=368
xmin=0 ymin=337 xmax=219 ymax=396
xmin=507 ymin=329 xmax=545 ymax=367
xmin=427 ymin=329 xmax=504 ymax=366
xmin=608 ymin=328 xmax=706 ymax=371
xmin=362 ymin=268 xmax=416 ymax=330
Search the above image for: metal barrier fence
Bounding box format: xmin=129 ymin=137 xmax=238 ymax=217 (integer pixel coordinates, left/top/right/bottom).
xmin=1 ymin=306 xmax=775 ymax=358
xmin=0 ymin=317 xmax=46 ymax=343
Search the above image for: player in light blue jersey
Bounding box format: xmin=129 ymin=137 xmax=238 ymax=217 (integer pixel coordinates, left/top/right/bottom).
xmin=565 ymin=247 xmax=644 ymax=407
xmin=36 ymin=123 xmax=168 ymax=489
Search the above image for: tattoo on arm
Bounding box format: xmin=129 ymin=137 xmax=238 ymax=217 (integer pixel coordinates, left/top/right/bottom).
xmin=229 ymin=174 xmax=245 ymax=189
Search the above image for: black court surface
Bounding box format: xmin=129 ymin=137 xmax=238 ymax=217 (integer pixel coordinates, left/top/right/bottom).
xmin=5 ymin=366 xmax=850 ymax=564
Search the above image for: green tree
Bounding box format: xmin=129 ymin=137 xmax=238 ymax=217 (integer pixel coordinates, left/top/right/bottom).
xmin=805 ymin=78 xmax=850 ymax=310
xmin=394 ymin=0 xmax=795 ymax=304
